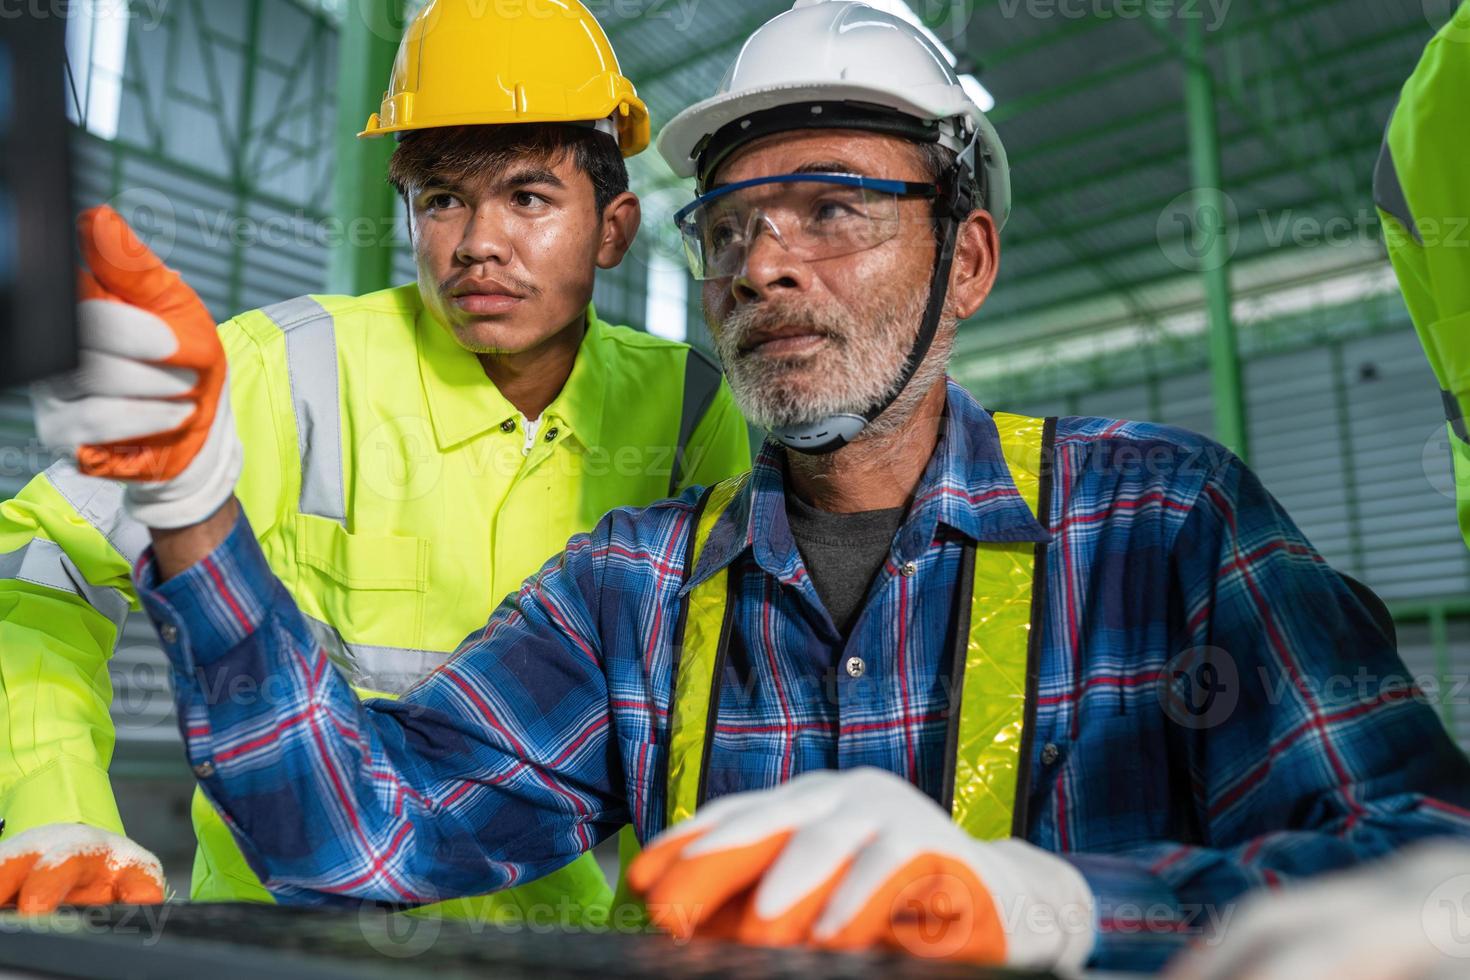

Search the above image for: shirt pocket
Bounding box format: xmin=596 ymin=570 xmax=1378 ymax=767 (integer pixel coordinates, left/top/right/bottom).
xmin=290 ymin=512 xmax=430 ymax=652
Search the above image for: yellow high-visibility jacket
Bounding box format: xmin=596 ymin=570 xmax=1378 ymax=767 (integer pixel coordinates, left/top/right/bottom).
xmin=1376 ymin=1 xmax=1470 ymax=547
xmin=0 ymin=283 xmax=751 ymax=920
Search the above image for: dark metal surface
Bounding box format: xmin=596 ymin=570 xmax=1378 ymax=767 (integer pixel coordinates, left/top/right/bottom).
xmin=0 ymin=903 xmax=1057 ymax=980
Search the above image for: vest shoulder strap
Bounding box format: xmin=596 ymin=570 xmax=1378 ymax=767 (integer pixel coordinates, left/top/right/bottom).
xmin=670 ymin=347 xmax=726 ymax=496
xmin=665 ymin=472 xmax=748 ymax=826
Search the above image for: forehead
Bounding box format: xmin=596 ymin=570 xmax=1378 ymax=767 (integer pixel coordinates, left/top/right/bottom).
xmin=421 ymin=146 xmax=582 ymax=193
xmin=712 ymin=130 xmax=928 ymax=186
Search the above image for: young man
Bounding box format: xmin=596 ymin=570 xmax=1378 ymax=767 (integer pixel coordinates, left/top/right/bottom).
xmin=0 ymin=1 xmax=748 ymax=917
xmin=19 ymin=2 xmax=1470 ymax=975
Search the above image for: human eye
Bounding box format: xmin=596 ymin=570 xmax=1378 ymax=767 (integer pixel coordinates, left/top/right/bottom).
xmin=705 ymin=214 xmax=743 ymax=253
xmin=810 ymin=191 xmax=867 ymax=224
xmin=511 ymin=189 xmax=549 ymax=209
xmin=421 ymin=191 xmax=462 ymax=213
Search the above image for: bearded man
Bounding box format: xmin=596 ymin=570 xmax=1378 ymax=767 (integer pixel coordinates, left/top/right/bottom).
xmin=56 ymin=3 xmax=1470 ymax=974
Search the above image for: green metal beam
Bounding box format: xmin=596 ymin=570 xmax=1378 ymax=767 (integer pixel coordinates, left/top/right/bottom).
xmin=979 ymin=0 xmax=1405 ymax=129
xmin=962 ymin=190 xmax=1384 ymax=352
xmin=227 ymin=0 xmax=265 ymax=315
xmin=1030 ymin=196 xmax=1168 ymax=336
xmin=328 ymin=0 xmax=403 ymax=295
xmin=1430 ymin=605 xmax=1456 ymax=737
xmin=1001 ymin=122 xmax=1390 ymax=285
xmin=1142 ymin=13 xmax=1351 ymax=224
xmin=999 ymin=37 xmax=1411 ymax=227
xmin=1327 ymin=340 xmax=1367 ymax=576
xmin=988 ymin=47 xmax=1176 ymax=125
xmin=1007 ymin=19 xmax=1423 ymax=192
xmin=1257 ymin=0 xmax=1361 ymax=198
xmin=981 ymin=0 xmax=1356 ymax=73
xmin=956 ymin=283 xmax=1411 ymax=404
xmin=634 ymin=5 xmax=789 ymax=116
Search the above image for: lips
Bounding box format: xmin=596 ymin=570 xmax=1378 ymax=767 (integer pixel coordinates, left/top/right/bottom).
xmin=450 ymin=280 xmax=528 ymax=316
xmin=740 ymin=326 xmax=830 ymax=357
xmin=454 ymin=292 xmax=524 ymax=315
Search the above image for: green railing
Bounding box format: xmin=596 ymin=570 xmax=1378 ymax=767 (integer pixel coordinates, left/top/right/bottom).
xmin=1391 ymin=599 xmax=1470 ymax=741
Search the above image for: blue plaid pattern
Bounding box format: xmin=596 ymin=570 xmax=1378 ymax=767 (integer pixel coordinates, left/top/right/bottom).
xmin=139 ymin=380 xmax=1470 ymax=972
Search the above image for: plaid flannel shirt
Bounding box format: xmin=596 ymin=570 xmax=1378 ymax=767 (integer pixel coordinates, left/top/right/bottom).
xmin=139 ymin=380 xmax=1470 ymax=972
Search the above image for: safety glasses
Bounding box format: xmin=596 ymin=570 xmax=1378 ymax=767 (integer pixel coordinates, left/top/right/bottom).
xmin=673 ymin=174 xmax=939 ymax=281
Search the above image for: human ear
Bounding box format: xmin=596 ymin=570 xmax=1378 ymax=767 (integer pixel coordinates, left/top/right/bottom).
xmin=596 ymin=192 xmax=642 ymax=269
xmin=947 ymin=209 xmax=999 ymax=319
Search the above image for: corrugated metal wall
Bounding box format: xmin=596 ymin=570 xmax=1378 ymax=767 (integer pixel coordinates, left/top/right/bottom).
xmin=999 ymin=321 xmax=1469 ymax=747
xmin=1002 ymin=324 xmax=1470 ymax=602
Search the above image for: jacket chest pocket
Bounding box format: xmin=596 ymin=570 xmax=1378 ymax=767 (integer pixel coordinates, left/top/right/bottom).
xmin=288 ymin=513 xmax=432 ymax=691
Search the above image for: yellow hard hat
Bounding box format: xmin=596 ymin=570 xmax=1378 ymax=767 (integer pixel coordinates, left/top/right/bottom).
xmin=360 ymin=0 xmax=651 ymax=157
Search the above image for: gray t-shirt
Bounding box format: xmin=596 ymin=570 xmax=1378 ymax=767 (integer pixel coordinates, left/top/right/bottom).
xmin=784 ymin=491 xmax=907 ymax=637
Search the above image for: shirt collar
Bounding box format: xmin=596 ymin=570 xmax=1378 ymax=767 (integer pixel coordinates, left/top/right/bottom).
xmin=683 ymin=379 xmax=1051 ymax=594
xmin=416 ymin=303 xmax=609 ymax=451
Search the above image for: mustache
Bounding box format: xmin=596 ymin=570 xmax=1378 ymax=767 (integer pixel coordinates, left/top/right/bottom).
xmin=720 ymin=300 xmax=853 ymax=354
xmin=442 ymin=271 xmax=541 ymax=298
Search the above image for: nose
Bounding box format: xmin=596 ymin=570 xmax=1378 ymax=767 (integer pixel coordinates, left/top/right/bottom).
xmin=456 ymin=204 xmax=513 ymax=267
xmin=731 ymin=214 xmax=809 ymax=305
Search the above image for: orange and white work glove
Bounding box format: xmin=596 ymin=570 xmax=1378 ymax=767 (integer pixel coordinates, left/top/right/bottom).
xmin=628 ymin=767 xmax=1096 ymax=971
xmin=0 ymin=824 xmax=165 ymax=914
xmin=31 ymin=205 xmax=241 ymax=529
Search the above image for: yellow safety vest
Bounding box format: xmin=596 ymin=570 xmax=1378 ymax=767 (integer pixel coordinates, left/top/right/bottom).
xmin=613 ymin=412 xmax=1054 ymax=912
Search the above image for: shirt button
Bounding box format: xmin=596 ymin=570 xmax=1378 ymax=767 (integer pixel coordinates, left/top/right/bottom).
xmin=845 ymin=656 xmax=866 ymax=679
xmin=193 ymin=761 xmax=216 ymax=778
xmin=900 ymin=561 xmax=918 ymax=577
xmin=500 ymin=419 xmax=516 ymax=433
xmin=160 ymin=623 xmax=179 ymax=644
xmin=544 ymin=427 xmax=559 ymax=443
xmin=1041 ymin=743 xmax=1061 ymax=766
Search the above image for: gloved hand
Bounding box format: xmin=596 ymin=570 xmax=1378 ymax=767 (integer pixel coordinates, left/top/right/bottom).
xmin=1168 ymin=841 xmax=1470 ymax=980
xmin=627 ymin=767 xmax=1096 ymax=970
xmin=31 ymin=205 xmax=241 ymax=529
xmin=0 ymin=823 xmax=165 ymax=913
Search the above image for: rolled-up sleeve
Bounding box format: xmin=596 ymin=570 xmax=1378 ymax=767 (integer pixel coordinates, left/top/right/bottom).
xmin=137 ymin=507 xmax=625 ymax=905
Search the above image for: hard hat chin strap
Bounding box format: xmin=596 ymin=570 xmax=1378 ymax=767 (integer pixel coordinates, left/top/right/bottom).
xmin=773 ymin=159 xmax=975 ymax=456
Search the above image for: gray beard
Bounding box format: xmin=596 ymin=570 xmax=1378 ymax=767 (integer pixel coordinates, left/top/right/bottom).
xmin=711 ymin=286 xmax=943 ymax=438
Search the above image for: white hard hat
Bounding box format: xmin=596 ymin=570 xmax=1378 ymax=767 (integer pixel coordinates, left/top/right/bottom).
xmin=657 ymin=0 xmax=1011 ymax=228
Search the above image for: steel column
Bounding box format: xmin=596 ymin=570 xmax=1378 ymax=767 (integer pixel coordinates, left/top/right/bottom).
xmin=329 ymin=0 xmax=403 ymax=296
xmin=1182 ymin=12 xmax=1248 ymax=459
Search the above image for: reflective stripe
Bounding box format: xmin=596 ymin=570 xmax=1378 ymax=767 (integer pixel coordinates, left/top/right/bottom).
xmin=1445 ymin=390 xmax=1470 ymax=444
xmin=42 ymin=461 xmax=149 ymax=567
xmin=664 ymin=474 xmax=749 ymax=827
xmin=946 ymin=412 xmax=1051 ymax=841
xmin=669 ymin=347 xmax=725 ymax=496
xmin=261 ymin=297 xmax=346 ymax=525
xmin=1374 ymin=109 xmax=1423 ymax=246
xmin=302 ymin=614 xmax=454 ymax=696
xmin=0 ymin=538 xmax=130 ymax=636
